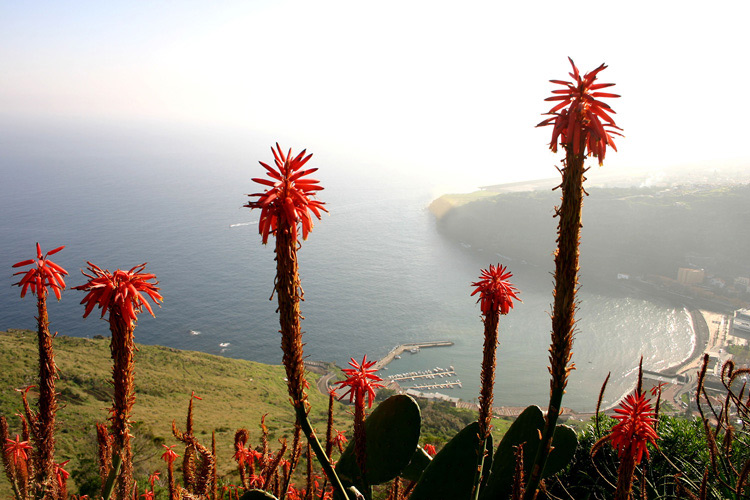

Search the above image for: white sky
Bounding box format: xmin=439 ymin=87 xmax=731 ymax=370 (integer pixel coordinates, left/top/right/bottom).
xmin=2 ymin=0 xmax=749 ymax=189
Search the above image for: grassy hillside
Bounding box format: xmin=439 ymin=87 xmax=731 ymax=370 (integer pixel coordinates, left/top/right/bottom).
xmin=0 ymin=328 xmax=350 ymax=495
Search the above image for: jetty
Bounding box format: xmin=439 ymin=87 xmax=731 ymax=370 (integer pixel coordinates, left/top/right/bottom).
xmin=373 ymin=341 xmax=454 ymax=371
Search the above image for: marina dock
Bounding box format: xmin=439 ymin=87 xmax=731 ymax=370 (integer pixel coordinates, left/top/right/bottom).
xmin=385 ymin=365 xmax=462 ymax=390
xmin=373 ymin=341 xmax=454 ymax=371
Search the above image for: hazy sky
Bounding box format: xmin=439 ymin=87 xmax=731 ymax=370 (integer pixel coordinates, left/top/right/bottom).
xmin=2 ymin=1 xmax=749 ymax=189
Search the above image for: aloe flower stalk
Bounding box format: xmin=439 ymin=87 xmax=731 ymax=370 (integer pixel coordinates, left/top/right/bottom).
xmin=74 ymin=262 xmax=162 ymax=500
xmin=95 ymin=422 xmax=113 ymax=493
xmin=12 ymin=243 xmax=68 ymax=500
xmin=334 ymin=355 xmax=384 ymax=480
xmin=245 ymin=144 xmax=350 ymax=498
xmin=325 ymin=389 xmax=337 ymax=461
xmin=161 ymin=445 xmax=180 ymax=500
xmin=525 ymin=58 xmax=621 ymax=500
xmin=470 ymin=264 xmax=519 ymax=499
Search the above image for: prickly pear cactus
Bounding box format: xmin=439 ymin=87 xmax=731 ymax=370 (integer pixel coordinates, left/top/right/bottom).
xmin=479 ymin=405 xmax=577 ymax=499
xmin=409 ymin=421 xmax=493 ymax=499
xmin=335 ymin=394 xmax=421 ymax=498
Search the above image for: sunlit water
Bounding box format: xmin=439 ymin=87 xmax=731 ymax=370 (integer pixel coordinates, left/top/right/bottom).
xmin=0 ymin=123 xmax=692 ymax=411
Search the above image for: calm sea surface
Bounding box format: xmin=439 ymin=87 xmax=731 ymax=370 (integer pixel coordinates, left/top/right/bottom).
xmin=0 ymin=122 xmax=693 ymax=411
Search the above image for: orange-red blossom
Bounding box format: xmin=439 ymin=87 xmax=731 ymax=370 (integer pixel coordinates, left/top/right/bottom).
xmin=161 ymin=445 xmax=180 ymax=465
xmin=470 ymin=264 xmax=520 ymax=316
xmin=75 ymin=262 xmax=163 ymax=326
xmin=334 ymin=355 xmax=384 ymax=409
xmin=245 ymin=143 xmax=327 ymax=244
xmin=537 ymin=57 xmax=622 ymax=164
xmin=12 ymin=243 xmax=68 ymax=300
xmin=4 ymin=435 xmax=33 ymax=465
xmin=610 ymin=392 xmax=658 ymax=465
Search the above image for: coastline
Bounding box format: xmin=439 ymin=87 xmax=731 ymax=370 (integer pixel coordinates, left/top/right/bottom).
xmin=362 ymin=299 xmax=724 ymax=418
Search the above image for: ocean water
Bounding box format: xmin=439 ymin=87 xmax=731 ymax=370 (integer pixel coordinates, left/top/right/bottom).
xmin=0 ymin=121 xmax=693 ymax=411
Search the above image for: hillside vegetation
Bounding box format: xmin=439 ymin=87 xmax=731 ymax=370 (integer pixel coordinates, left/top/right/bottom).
xmin=432 ymin=183 xmax=750 ymax=279
xmin=0 ymin=329 xmax=346 ymax=494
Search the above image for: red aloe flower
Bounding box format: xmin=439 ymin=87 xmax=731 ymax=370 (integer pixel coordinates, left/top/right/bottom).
xmin=610 ymin=392 xmax=658 ymax=465
xmin=424 ymin=444 xmax=437 ymax=457
xmin=334 ymin=355 xmax=384 ymax=409
xmin=54 ymin=459 xmax=70 ymax=490
xmin=12 ymin=243 xmax=68 ymax=300
xmin=245 ymin=143 xmax=328 ymax=244
xmin=75 ymin=262 xmax=163 ymax=327
xmin=148 ymin=471 xmax=160 ymax=489
xmin=4 ymin=435 xmax=33 ymax=465
xmin=161 ymin=445 xmax=180 ymax=465
xmin=537 ymin=57 xmax=622 ymax=164
xmin=248 ymin=473 xmax=264 ymax=489
xmin=334 ymin=429 xmax=348 ymax=452
xmin=649 ymin=382 xmax=667 ymax=397
xmin=471 ymin=264 xmax=520 ymax=316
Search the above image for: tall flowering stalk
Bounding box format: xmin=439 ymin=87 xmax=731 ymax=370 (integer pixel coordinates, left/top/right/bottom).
xmin=245 ymin=143 xmax=326 ymax=411
xmin=161 ymin=445 xmax=180 ymax=500
xmin=334 ymin=355 xmax=384 ymax=481
xmin=470 ymin=264 xmax=519 ymax=499
xmin=245 ymin=144 xmax=351 ymax=497
xmin=74 ymin=263 xmax=162 ymax=500
xmin=525 ymin=58 xmax=621 ymax=500
xmin=12 ymin=243 xmax=68 ymax=499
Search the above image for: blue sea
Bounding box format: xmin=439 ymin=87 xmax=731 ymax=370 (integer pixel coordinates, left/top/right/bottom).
xmin=0 ymin=119 xmax=693 ymax=411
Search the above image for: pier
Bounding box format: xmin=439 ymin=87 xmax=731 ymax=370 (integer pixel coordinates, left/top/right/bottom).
xmin=412 ymin=381 xmax=462 ymax=390
xmin=373 ymin=341 xmax=454 ymax=371
xmin=385 ymin=365 xmax=462 ymax=391
xmin=388 ymin=368 xmax=457 ymax=381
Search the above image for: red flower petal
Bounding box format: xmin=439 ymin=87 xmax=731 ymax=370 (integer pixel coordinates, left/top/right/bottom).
xmin=537 ymin=58 xmax=621 ymax=164
xmin=245 ymin=144 xmax=328 ymax=244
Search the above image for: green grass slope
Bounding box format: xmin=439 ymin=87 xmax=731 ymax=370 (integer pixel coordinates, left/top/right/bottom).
xmin=0 ymin=328 xmax=348 ymax=494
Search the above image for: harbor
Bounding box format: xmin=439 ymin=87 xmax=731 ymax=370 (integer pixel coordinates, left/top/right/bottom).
xmin=371 ymin=341 xmax=465 ymax=393
xmin=372 ymin=341 xmax=454 ymax=371
xmin=386 ymin=365 xmax=462 ymax=390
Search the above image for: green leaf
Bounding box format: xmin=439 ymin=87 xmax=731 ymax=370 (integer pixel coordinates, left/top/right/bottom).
xmin=479 ymin=405 xmax=578 ymax=499
xmin=541 ymin=424 xmax=577 ymax=477
xmin=336 ymin=394 xmax=421 ymax=487
xmin=409 ymin=421 xmax=492 ymax=500
xmin=399 ymin=445 xmax=432 ymax=482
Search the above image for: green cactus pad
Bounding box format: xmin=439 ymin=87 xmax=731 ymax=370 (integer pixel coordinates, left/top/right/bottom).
xmin=409 ymin=421 xmax=493 ymax=500
xmin=479 ymin=405 xmax=578 ymax=499
xmin=399 ymin=445 xmax=432 ymax=482
xmin=239 ymin=490 xmax=279 ymax=500
xmin=335 ymin=394 xmax=421 ymax=487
